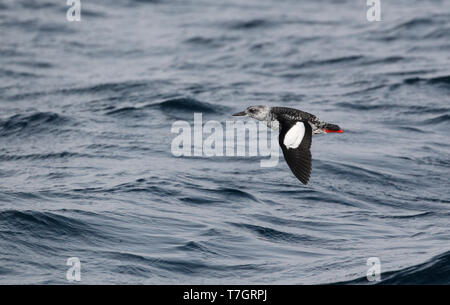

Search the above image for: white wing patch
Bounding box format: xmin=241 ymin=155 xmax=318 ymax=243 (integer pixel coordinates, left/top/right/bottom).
xmin=283 ymin=122 xmax=305 ymax=149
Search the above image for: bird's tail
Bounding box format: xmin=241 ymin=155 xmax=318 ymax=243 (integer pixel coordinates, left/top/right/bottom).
xmin=323 ymin=123 xmax=343 ymax=133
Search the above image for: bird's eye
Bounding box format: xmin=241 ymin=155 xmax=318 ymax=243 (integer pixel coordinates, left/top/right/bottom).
xmin=249 ymin=108 xmax=255 ymax=113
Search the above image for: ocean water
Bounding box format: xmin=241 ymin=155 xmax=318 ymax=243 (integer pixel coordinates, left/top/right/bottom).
xmin=0 ymin=0 xmax=449 ymax=284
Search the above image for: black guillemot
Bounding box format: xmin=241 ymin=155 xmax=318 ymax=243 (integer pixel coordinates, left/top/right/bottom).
xmin=233 ymin=105 xmax=343 ymax=185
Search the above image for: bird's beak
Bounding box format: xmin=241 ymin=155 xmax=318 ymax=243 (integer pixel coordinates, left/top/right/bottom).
xmin=232 ymin=111 xmax=247 ymax=116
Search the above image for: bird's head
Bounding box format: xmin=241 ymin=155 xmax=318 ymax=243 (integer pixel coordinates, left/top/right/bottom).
xmin=232 ymin=105 xmax=271 ymax=121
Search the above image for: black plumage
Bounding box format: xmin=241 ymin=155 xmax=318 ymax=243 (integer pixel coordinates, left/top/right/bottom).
xmin=277 ymin=119 xmax=312 ymax=185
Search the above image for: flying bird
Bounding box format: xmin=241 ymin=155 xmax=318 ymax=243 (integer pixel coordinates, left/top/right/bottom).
xmin=233 ymin=106 xmax=343 ymax=185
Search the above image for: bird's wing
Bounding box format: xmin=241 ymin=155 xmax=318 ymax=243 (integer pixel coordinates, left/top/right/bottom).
xmin=278 ymin=120 xmax=312 ymax=185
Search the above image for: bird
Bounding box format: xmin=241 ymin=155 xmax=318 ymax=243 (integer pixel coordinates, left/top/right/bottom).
xmin=233 ymin=105 xmax=343 ymax=185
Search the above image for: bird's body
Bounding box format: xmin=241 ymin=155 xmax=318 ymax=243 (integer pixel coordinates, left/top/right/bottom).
xmin=233 ymin=105 xmax=343 ymax=185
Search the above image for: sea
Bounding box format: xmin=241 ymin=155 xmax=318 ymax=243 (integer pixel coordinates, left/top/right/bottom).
xmin=0 ymin=0 xmax=449 ymax=284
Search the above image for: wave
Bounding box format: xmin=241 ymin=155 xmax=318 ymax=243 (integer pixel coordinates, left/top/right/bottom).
xmin=131 ymin=0 xmax=162 ymax=4
xmin=427 ymin=27 xmax=450 ymax=39
xmin=176 ymin=241 xmax=218 ymax=255
xmin=0 ymin=112 xmax=71 ymax=137
xmin=0 ymin=151 xmax=89 ymax=161
xmin=227 ymin=19 xmax=273 ymax=30
xmin=38 ymin=24 xmax=77 ymax=35
xmin=399 ymin=105 xmax=449 ymax=115
xmin=361 ymin=56 xmax=405 ymax=65
xmin=373 ymin=15 xmax=450 ymax=41
xmin=10 ymin=60 xmax=53 ymax=69
xmin=336 ymin=101 xmax=450 ymax=121
xmin=229 ymin=222 xmax=329 ymax=245
xmin=60 ymin=81 xmax=149 ymax=96
xmin=106 ymin=97 xmax=229 ymax=117
xmin=151 ymin=97 xmax=229 ymax=113
xmin=105 ymin=106 xmax=145 ymax=117
xmin=315 ymin=160 xmax=403 ymax=187
xmin=4 ymin=0 xmax=105 ymax=19
xmin=392 ymin=17 xmax=435 ymax=31
xmin=13 ymin=0 xmax=57 ymax=10
xmin=100 ymin=248 xmax=266 ymax=276
xmin=335 ymin=101 xmax=395 ymax=111
xmin=421 ymin=114 xmax=450 ymax=125
xmin=404 ymin=75 xmax=450 ymax=87
xmin=0 ymin=68 xmax=38 ymax=79
xmin=184 ymin=36 xmax=223 ymax=47
xmin=0 ymin=210 xmax=101 ymax=239
xmin=374 ymin=211 xmax=435 ymax=219
xmin=178 ymin=186 xmax=260 ymax=205
xmin=290 ymin=55 xmax=364 ymax=69
xmin=184 ymin=36 xmax=236 ymax=48
xmin=153 ymin=258 xmax=264 ymax=276
xmin=335 ymin=250 xmax=450 ymax=284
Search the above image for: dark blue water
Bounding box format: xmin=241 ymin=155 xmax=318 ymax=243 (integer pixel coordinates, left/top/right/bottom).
xmin=1 ymin=0 xmax=449 ymax=284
